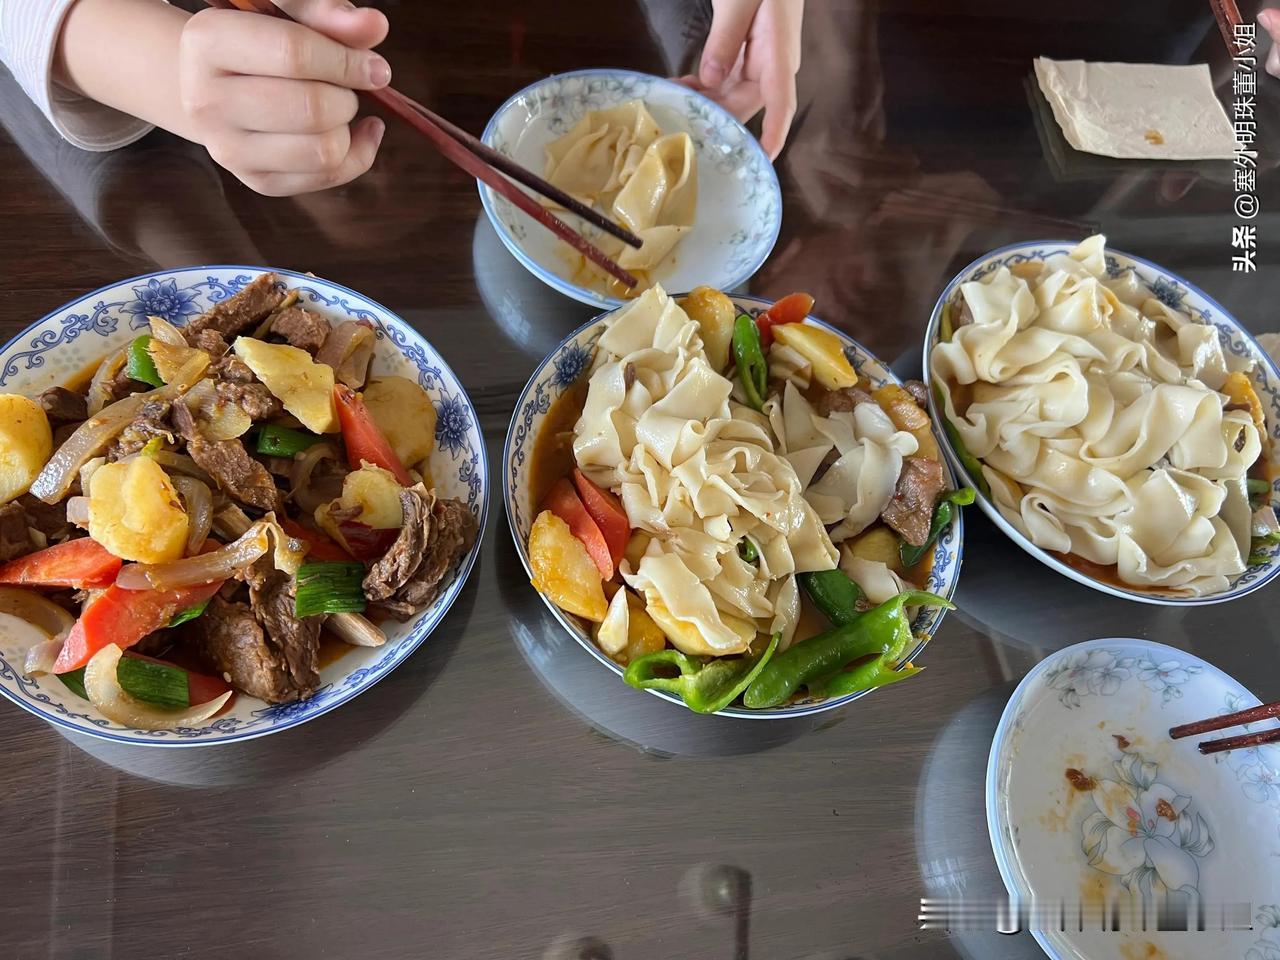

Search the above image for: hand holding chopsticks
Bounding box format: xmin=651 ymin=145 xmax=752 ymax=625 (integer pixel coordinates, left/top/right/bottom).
xmin=1170 ymin=700 xmax=1280 ymax=755
xmin=206 ymin=0 xmax=640 ymax=287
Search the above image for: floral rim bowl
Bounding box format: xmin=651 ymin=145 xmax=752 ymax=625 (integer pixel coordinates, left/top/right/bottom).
xmin=479 ymin=68 xmax=782 ymax=309
xmin=504 ymin=295 xmax=964 ymax=719
xmin=922 ymin=240 xmax=1280 ymax=606
xmin=986 ymin=637 xmax=1280 ymax=960
xmin=0 ymin=267 xmax=488 ymax=746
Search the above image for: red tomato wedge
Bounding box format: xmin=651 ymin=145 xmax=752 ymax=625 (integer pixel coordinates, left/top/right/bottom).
xmin=0 ymin=537 xmax=121 ymax=589
xmin=542 ymin=478 xmax=613 ymax=578
xmin=756 ymin=292 xmax=815 ymax=349
xmin=54 ymin=580 xmax=225 ymax=674
xmin=334 ymin=383 xmax=413 ymax=486
xmin=571 ymin=469 xmax=630 ymax=567
xmin=335 ymin=521 xmax=398 ymax=563
xmin=279 ymin=517 xmax=352 ymax=562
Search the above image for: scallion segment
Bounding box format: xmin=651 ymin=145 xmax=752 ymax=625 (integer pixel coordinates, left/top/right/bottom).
xmin=168 ymin=597 xmax=211 ymax=628
xmin=295 ymin=561 xmax=367 ymax=618
xmin=58 ymin=656 xmax=191 ymax=708
xmin=256 ymin=424 xmax=322 ymax=458
xmin=126 ymin=336 xmax=164 ymax=388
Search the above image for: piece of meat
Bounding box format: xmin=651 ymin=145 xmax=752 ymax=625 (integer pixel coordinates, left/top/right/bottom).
xmin=816 ymin=386 xmax=874 ymax=417
xmin=185 ymin=595 xmax=315 ymax=703
xmin=396 ymin=498 xmax=479 ymax=609
xmin=269 ymin=306 xmax=330 ymax=354
xmin=247 ymin=556 xmax=321 ymax=696
xmin=362 ymin=488 xmax=432 ymax=602
xmin=172 ymin=402 xmax=283 ymax=513
xmin=132 ymin=631 xmax=173 ymax=657
xmin=903 ymin=380 xmax=929 ymax=407
xmin=215 ymin=379 xmax=282 ymax=420
xmin=103 ymin=363 xmax=143 ymax=404
xmin=0 ymin=502 xmax=36 ymax=562
xmin=38 ymin=386 xmax=87 ymax=425
xmin=183 ymin=274 xmax=284 ymax=344
xmin=881 ymin=456 xmax=946 ymax=547
xmin=362 ymin=486 xmax=477 ymax=620
xmin=16 ymin=494 xmax=74 ymax=544
xmin=954 ymin=298 xmax=974 ymax=328
xmin=191 ymin=328 xmax=230 ymax=358
xmin=212 ymin=353 xmax=254 ymax=383
xmin=108 ymin=399 xmax=173 ymax=459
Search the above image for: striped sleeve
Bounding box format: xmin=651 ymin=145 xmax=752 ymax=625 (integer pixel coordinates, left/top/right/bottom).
xmin=0 ymin=0 xmax=153 ymax=151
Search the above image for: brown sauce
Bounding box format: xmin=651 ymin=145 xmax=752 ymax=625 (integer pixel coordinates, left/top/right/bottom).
xmin=529 ymin=376 xmax=589 ymax=509
xmin=1113 ymin=733 xmax=1131 ymax=750
xmin=1065 ymin=768 xmax=1097 ymax=791
xmin=1053 ymin=551 xmax=1182 ymax=597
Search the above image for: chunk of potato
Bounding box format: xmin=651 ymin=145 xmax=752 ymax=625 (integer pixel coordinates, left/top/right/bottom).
xmin=623 ymin=530 xmax=652 ymax=569
xmin=681 ymin=286 xmax=736 ymax=374
xmin=148 ymin=339 xmax=207 ymax=385
xmin=88 ymin=457 xmax=188 ymax=563
xmin=233 ymin=337 xmax=336 ymax=433
xmin=0 ymin=395 xmax=52 ymax=505
xmin=620 ymin=592 xmax=666 ymax=665
xmin=772 ymin=323 xmax=858 ymax=390
xmin=529 ymin=510 xmax=607 ymax=622
xmin=1222 ymin=371 xmax=1266 ymax=433
xmin=644 ymin=594 xmax=756 ymax=657
xmin=845 ymin=525 xmax=902 ymax=573
xmin=873 ymin=384 xmax=930 ymax=431
xmin=361 ymin=376 xmax=437 ymax=469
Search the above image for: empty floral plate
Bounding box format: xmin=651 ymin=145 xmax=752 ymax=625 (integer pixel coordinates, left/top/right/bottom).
xmin=986 ymin=637 xmax=1280 ymax=959
xmin=479 ymin=69 xmax=782 ymax=309
xmin=0 ymin=267 xmax=487 ymax=746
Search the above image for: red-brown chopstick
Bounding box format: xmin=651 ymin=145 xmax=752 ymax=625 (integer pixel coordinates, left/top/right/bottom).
xmin=1170 ymin=700 xmax=1280 ymax=755
xmin=207 ymin=0 xmax=639 ymax=288
xmin=1209 ymin=0 xmax=1246 ymax=54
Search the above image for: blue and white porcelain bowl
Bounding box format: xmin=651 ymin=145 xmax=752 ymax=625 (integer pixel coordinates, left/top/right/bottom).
xmin=0 ymin=268 xmax=488 ymax=746
xmin=987 ymin=637 xmax=1280 ymax=960
xmin=479 ymin=69 xmax=782 ymax=309
xmin=504 ymin=295 xmax=964 ymax=719
xmin=923 ymin=240 xmax=1280 ymax=606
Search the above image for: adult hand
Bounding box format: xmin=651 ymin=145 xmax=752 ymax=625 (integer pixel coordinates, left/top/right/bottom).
xmin=179 ymin=0 xmax=391 ymax=195
xmin=678 ymin=0 xmax=804 ymax=161
xmin=1259 ymin=9 xmax=1280 ymax=78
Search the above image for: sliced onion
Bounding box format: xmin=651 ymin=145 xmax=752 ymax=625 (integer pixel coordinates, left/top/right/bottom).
xmin=1254 ymin=505 xmax=1280 ymax=538
xmin=150 ymin=338 xmax=208 ymax=385
xmin=86 ymin=347 xmax=128 ymax=416
xmin=327 ymin=612 xmax=387 ymax=647
xmin=184 ymin=380 xmax=251 ymax=441
xmin=213 ymin=503 xmax=252 ymax=540
xmin=65 ymin=496 xmax=91 ymax=526
xmin=290 ymin=442 xmax=341 ymax=514
xmin=115 ymin=517 xmax=304 ymax=590
xmin=151 ymin=450 xmax=214 ymax=484
xmin=85 ymin=643 xmax=232 ymax=731
xmin=147 ymin=315 xmax=188 ymax=348
xmin=172 ymin=476 xmax=213 ymax=555
xmin=315 ymin=321 xmax=375 ymax=388
xmin=0 ymin=587 xmax=76 ymax=638
xmin=79 ymin=456 xmax=106 ymax=495
xmin=24 ymin=629 xmax=69 ymax=675
xmin=31 ymin=352 xmax=211 ymax=504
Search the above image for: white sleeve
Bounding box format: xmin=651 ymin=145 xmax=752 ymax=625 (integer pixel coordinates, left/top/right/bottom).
xmin=0 ymin=0 xmax=154 ymax=152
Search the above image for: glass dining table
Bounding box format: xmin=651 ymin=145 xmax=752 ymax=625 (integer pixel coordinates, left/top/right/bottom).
xmin=0 ymin=2 xmax=1276 ymax=958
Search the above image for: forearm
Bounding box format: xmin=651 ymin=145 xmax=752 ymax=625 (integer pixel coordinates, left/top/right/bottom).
xmin=53 ymin=0 xmax=198 ymax=142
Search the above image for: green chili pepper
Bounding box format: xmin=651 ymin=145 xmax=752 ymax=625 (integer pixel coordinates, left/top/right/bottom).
xmin=743 ymin=590 xmax=951 ymax=709
xmin=933 ymin=383 xmax=989 ymax=497
xmin=900 ymin=488 xmax=976 ymax=569
xmin=1248 ymin=531 xmax=1280 ymax=566
xmin=809 ymin=661 xmax=923 ymax=700
xmin=624 ymin=633 xmax=779 ymax=714
xmin=1248 ymin=478 xmax=1272 ymax=509
xmin=737 ymin=537 xmax=759 ymax=564
xmin=939 ymin=302 xmax=955 ymax=343
xmin=257 ymin=423 xmax=322 ymax=457
xmin=126 ymin=335 xmax=164 ymax=388
xmin=732 ymin=313 xmax=768 ymax=410
xmin=798 ymin=568 xmax=865 ymax=627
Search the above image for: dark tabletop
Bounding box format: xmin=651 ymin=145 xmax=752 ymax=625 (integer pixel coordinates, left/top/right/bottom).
xmin=1 ymin=2 xmax=1278 ymax=958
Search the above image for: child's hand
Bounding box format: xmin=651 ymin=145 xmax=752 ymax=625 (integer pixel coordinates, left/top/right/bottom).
xmin=678 ymin=0 xmax=804 ymax=161
xmin=179 ymin=0 xmax=391 ymax=196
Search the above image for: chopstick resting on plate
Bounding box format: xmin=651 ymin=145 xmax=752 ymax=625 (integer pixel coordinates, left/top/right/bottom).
xmin=207 ymin=0 xmax=641 ymax=288
xmin=1170 ymin=700 xmax=1280 ymax=755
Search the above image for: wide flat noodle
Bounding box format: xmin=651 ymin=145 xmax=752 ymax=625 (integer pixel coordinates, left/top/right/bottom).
xmin=932 ymin=235 xmax=1264 ymax=596
xmin=573 ymin=287 xmax=837 ymax=655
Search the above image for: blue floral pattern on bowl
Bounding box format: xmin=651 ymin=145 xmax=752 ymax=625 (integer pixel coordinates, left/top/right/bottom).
xmin=504 ymin=295 xmax=964 ymax=719
xmin=923 ymin=239 xmax=1280 ymax=606
xmin=479 ymin=69 xmax=782 ymax=309
xmin=988 ymin=637 xmax=1280 ymax=960
xmin=0 ymin=267 xmax=488 ymax=747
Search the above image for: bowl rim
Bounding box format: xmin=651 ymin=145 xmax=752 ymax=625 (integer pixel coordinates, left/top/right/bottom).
xmin=503 ymin=292 xmax=964 ymax=719
xmin=0 ymin=265 xmax=489 ymax=747
xmin=477 ymin=67 xmax=783 ymax=310
xmin=983 ymin=636 xmax=1267 ymax=960
xmin=921 ymin=238 xmax=1280 ymax=607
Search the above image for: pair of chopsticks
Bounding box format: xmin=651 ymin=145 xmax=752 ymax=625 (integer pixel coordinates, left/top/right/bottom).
xmin=208 ymin=0 xmax=641 ymax=288
xmin=1209 ymin=0 xmax=1247 ymax=55
xmin=1170 ymin=701 xmax=1280 ymax=755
